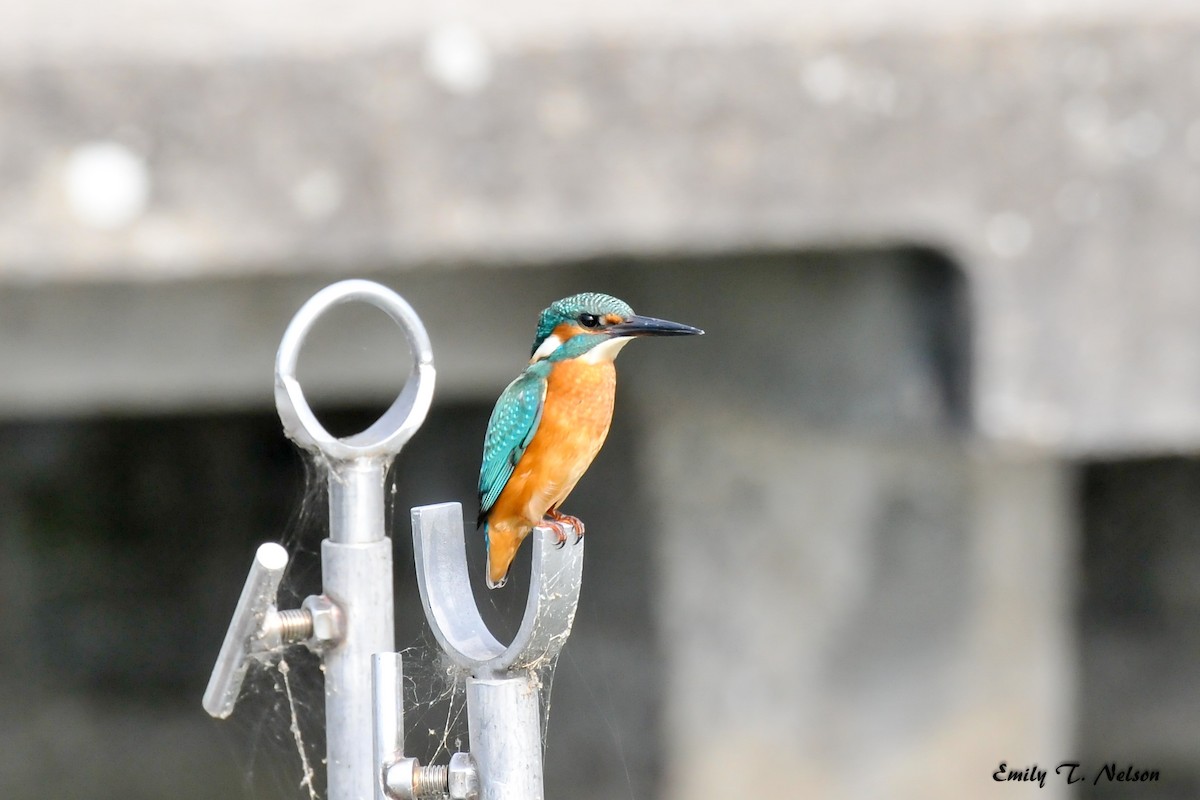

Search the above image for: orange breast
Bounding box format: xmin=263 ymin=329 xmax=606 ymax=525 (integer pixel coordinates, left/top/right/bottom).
xmin=489 ymin=359 xmax=616 ymax=530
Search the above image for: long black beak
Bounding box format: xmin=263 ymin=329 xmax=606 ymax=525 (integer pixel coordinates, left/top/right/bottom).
xmin=609 ymin=314 xmax=704 ymax=337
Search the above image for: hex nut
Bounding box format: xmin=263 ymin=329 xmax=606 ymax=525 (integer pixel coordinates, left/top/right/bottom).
xmin=301 ymin=595 xmax=344 ymax=644
xmin=447 ymin=752 xmax=479 ymax=800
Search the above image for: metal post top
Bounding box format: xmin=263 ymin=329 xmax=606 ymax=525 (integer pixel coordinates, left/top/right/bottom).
xmin=411 ymin=502 xmax=584 ymax=677
xmin=275 ymin=279 xmax=436 ymax=461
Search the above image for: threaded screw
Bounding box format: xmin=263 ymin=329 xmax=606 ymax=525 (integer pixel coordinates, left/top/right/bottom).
xmin=386 ymin=757 xmax=458 ymax=800
xmin=413 ymin=764 xmax=448 ymax=798
xmin=276 ymin=608 xmax=313 ymax=642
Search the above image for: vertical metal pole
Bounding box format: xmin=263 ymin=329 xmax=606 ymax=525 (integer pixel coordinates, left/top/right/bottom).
xmin=467 ymin=677 xmax=544 ymax=800
xmin=329 ymin=459 xmax=388 ymax=544
xmin=373 ymin=653 xmax=406 ymax=800
xmin=324 ymin=459 xmax=396 ymax=800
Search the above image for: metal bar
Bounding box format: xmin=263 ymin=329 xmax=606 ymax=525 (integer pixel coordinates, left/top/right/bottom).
xmin=203 ymin=542 xmax=289 ymax=719
xmin=329 ymin=459 xmax=388 ymax=545
xmin=323 ymin=536 xmax=395 ymax=800
xmin=373 ymin=653 xmax=406 ymax=800
xmin=467 ymin=677 xmax=544 ymax=800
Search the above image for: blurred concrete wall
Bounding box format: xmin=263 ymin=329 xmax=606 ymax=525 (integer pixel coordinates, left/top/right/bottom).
xmin=2 ymin=2 xmax=1199 ymax=799
xmin=6 ymin=12 xmax=1200 ymax=450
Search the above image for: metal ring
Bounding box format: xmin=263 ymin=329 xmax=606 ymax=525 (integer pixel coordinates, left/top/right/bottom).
xmin=274 ymin=280 xmax=436 ymax=461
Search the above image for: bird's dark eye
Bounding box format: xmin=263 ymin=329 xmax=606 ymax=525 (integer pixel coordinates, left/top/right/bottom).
xmin=579 ymin=313 xmax=600 ymax=328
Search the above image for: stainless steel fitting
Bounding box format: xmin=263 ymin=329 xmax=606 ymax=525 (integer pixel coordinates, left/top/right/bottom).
xmin=385 ymin=753 xmax=479 ymax=800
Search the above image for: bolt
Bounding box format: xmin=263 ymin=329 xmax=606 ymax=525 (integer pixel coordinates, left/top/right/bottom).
xmin=414 ymin=764 xmax=448 ymax=798
xmin=384 ymin=755 xmax=477 ymax=800
xmin=258 ymin=606 xmax=313 ymax=651
xmin=276 ymin=608 xmax=314 ymax=641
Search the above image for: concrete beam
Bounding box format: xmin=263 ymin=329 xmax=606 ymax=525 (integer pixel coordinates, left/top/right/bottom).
xmin=1 ymin=27 xmax=1198 ymax=452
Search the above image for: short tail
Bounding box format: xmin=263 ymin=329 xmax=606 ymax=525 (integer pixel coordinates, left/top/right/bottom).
xmin=484 ymin=521 xmax=521 ymax=590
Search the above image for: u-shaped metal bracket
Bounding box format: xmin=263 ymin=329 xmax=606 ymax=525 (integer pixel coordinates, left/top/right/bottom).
xmin=411 ymin=502 xmax=585 ymax=678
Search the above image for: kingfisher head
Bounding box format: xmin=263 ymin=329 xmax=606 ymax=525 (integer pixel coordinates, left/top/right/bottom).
xmin=530 ymin=292 xmax=703 ymax=364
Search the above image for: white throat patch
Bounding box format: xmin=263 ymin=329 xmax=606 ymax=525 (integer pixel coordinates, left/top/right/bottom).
xmin=580 ymin=336 xmax=633 ymax=364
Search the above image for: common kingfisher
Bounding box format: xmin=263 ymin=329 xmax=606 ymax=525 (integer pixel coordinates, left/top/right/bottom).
xmin=477 ymin=292 xmax=703 ymax=588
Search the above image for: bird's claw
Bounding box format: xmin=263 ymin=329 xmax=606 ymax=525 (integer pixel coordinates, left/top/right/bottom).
xmin=543 ymin=511 xmax=584 ymax=548
xmin=566 ymin=515 xmax=585 ymax=544
xmin=543 ymin=519 xmax=570 ymax=548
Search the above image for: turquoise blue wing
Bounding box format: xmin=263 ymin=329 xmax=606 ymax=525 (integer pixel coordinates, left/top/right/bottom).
xmin=477 ymin=367 xmax=547 ymax=525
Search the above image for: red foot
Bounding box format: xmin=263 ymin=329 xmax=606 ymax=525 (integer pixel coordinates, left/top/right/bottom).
xmin=544 ymin=509 xmax=585 ymax=546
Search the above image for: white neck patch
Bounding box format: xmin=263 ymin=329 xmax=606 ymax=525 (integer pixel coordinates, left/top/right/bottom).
xmin=530 ymin=334 xmax=563 ymax=363
xmin=579 ymin=336 xmax=633 ymax=364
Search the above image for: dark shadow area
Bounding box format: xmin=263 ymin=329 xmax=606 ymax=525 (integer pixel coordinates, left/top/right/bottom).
xmin=570 ymin=246 xmax=972 ymax=434
xmin=0 ymin=400 xmax=650 ymax=800
xmin=1080 ymin=457 xmax=1200 ymax=799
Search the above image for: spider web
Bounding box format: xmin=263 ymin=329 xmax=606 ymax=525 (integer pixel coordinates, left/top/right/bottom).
xmin=217 ymin=455 xmax=563 ymax=800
